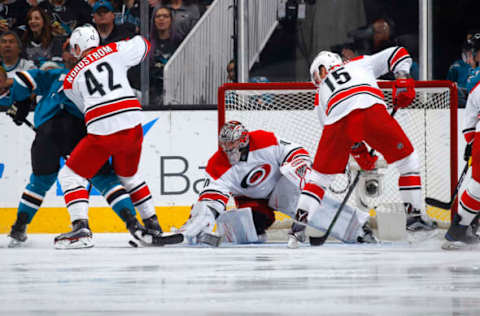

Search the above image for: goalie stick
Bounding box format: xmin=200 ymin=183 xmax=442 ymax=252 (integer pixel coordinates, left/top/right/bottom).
xmin=425 ymin=160 xmax=470 ymax=210
xmin=308 ymin=108 xmax=398 ymax=246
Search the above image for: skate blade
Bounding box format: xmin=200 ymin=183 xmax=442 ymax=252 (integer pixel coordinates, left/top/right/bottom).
xmin=441 ymin=240 xmax=480 ymax=251
xmin=8 ymin=237 xmax=27 ymax=248
xmin=54 ymin=237 xmax=94 ymax=249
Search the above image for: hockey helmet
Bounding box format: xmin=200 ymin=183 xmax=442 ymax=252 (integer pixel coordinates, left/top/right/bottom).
xmin=219 ymin=120 xmax=249 ymax=165
xmin=69 ymin=24 xmax=100 ymax=58
xmin=309 ymin=51 xmax=342 ymax=85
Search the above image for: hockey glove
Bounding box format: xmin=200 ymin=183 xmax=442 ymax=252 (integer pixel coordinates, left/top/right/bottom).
xmin=392 ymin=78 xmax=415 ymax=108
xmin=464 ymin=142 xmax=473 ymax=162
xmin=280 ymin=156 xmax=312 ymax=189
xmin=6 ymin=98 xmax=32 ymax=126
xmin=351 ymin=142 xmax=378 ymax=171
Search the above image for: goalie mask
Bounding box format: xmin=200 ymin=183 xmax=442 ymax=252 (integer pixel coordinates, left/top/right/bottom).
xmin=219 ymin=121 xmax=249 ymax=165
xmin=309 ymin=51 xmax=342 ymax=86
xmin=69 ymin=24 xmax=100 ymax=58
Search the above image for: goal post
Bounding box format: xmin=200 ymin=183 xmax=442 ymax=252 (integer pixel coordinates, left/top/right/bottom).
xmin=218 ymin=81 xmax=458 ymax=223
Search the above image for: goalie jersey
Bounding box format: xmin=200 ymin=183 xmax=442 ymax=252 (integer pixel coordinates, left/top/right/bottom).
xmin=198 ymin=130 xmax=309 ymax=209
xmin=315 ymin=46 xmax=412 ymax=127
xmin=63 ymin=35 xmax=151 ymax=135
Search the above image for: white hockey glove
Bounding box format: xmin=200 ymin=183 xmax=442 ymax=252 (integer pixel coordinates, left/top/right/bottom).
xmin=180 ymin=201 xmax=222 ymax=244
xmin=279 ymin=157 xmax=312 ymax=189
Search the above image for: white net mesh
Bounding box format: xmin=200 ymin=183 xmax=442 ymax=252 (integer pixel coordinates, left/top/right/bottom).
xmin=220 ymin=82 xmax=457 ymax=223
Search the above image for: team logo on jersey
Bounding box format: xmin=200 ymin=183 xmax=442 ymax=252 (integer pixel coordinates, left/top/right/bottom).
xmin=240 ymin=164 xmax=271 ymax=188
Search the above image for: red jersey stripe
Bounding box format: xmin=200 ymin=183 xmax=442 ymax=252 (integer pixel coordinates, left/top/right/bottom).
xmin=398 ymin=175 xmax=421 ymax=187
xmin=285 ymin=148 xmax=310 ymax=163
xmin=85 ymin=99 xmax=141 ymax=125
xmin=199 ymin=192 xmax=229 ymax=205
xmin=389 ymin=47 xmax=409 ymax=71
xmin=461 ymin=191 xmax=480 ymax=211
xmin=64 ymin=189 xmax=89 ymax=204
xmin=303 ymin=183 xmax=325 ymax=200
xmin=130 ymin=185 xmax=151 ymax=203
xmin=326 ymin=85 xmax=384 ymax=115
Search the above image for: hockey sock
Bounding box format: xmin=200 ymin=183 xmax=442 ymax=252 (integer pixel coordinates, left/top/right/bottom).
xmin=18 ymin=173 xmax=57 ymax=223
xmin=398 ymin=172 xmax=423 ymax=211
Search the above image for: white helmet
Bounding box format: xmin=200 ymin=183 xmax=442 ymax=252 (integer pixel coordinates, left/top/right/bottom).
xmin=69 ymin=24 xmax=100 ymax=58
xmin=309 ymin=51 xmax=342 ymax=85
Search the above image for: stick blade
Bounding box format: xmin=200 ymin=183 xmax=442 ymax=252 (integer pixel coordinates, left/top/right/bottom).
xmin=425 ymin=197 xmax=451 ymax=210
xmin=309 ymin=235 xmax=328 ymax=246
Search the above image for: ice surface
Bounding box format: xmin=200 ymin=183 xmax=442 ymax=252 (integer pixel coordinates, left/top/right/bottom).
xmin=1 ymin=233 xmax=480 ymax=316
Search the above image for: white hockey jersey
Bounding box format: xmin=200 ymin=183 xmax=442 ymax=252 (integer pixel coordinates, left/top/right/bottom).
xmin=63 ymin=35 xmax=150 ymax=135
xmin=315 ymin=46 xmax=412 ymax=127
xmin=463 ymin=81 xmax=480 ymax=143
xmin=198 ymin=130 xmax=310 ymax=209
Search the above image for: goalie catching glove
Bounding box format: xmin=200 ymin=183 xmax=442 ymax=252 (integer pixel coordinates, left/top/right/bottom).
xmin=351 ymin=142 xmax=377 ymax=171
xmin=6 ymin=98 xmax=32 ymax=126
xmin=392 ymin=78 xmax=415 ymax=108
xmin=279 ymin=156 xmax=312 ymax=189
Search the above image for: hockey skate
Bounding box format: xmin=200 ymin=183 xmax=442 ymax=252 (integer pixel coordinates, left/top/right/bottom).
xmin=287 ymin=222 xmax=306 ymax=249
xmin=357 ymin=222 xmax=378 ymax=244
xmin=442 ymin=214 xmax=480 ymax=250
xmin=143 ymin=214 xmax=163 ymax=233
xmin=8 ymin=213 xmax=29 ymax=248
xmin=405 ymin=205 xmax=437 ymax=231
xmin=54 ymin=219 xmax=93 ymax=249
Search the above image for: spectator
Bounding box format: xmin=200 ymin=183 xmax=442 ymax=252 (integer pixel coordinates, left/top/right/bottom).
xmin=226 ymin=59 xmax=269 ymax=83
xmin=0 ymin=31 xmax=35 ymax=77
xmin=149 ymin=5 xmax=183 ymax=104
xmin=0 ymin=0 xmax=30 ymax=34
xmin=465 ymin=36 xmax=480 ymax=95
xmin=39 ymin=0 xmax=92 ymax=36
xmin=92 ymin=0 xmax=135 ymax=44
xmin=162 ymin=0 xmax=200 ymax=39
xmin=448 ymin=33 xmax=479 ymax=107
xmin=21 ymin=6 xmax=64 ymax=67
xmin=112 ymin=0 xmax=140 ymax=32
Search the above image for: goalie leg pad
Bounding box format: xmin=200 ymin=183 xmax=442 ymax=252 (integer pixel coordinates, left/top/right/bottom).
xmin=268 ymin=176 xmax=301 ymax=218
xmin=216 ymin=208 xmax=261 ymax=243
xmin=307 ymin=194 xmax=370 ymax=243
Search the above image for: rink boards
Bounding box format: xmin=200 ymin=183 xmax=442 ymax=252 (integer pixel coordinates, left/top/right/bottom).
xmin=0 ymin=109 xmax=466 ymax=233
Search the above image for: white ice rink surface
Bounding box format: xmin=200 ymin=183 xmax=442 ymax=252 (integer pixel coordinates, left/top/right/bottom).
xmin=1 ymin=233 xmax=480 ymax=316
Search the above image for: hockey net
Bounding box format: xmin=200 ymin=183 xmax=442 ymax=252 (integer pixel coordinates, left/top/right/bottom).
xmin=218 ymin=81 xmax=458 ymax=230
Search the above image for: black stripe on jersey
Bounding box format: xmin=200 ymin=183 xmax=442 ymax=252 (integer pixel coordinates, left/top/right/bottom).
xmin=86 ymin=95 xmax=138 ymax=112
xmin=387 ymin=47 xmax=402 ymax=72
xmin=86 ymin=108 xmax=141 ymax=127
xmin=133 ymin=195 xmax=152 ymax=207
xmin=327 ymin=91 xmax=384 ymax=115
xmin=281 ymin=147 xmax=303 ymax=165
xmin=327 ymin=83 xmax=372 ymax=103
xmin=16 ymin=71 xmax=34 ymax=90
xmin=128 ymin=182 xmax=146 ymax=194
xmin=200 ymin=189 xmax=230 ymax=199
xmin=460 ymin=201 xmax=479 ymax=215
xmin=301 ymin=191 xmax=322 ymax=205
xmin=66 ymin=199 xmax=89 ymax=207
xmin=391 ymin=56 xmax=410 ymax=73
xmin=63 ymin=186 xmax=85 ymax=195
xmin=21 ymin=192 xmax=42 ymax=207
xmin=463 ymin=127 xmax=476 ymax=134
xmin=106 ymin=188 xmax=128 ymax=204
xmin=399 ymin=187 xmax=421 ymax=191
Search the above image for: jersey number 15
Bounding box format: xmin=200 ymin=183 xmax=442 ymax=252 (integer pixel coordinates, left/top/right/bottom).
xmin=325 ymin=67 xmax=351 ymax=92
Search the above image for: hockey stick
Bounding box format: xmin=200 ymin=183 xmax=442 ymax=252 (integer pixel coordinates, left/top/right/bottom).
xmin=425 ymin=159 xmax=470 ymax=210
xmin=309 ymin=108 xmax=398 ymax=246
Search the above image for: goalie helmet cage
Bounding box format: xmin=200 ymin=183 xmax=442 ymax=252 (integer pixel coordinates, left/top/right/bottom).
xmin=218 ymin=81 xmax=458 ymax=221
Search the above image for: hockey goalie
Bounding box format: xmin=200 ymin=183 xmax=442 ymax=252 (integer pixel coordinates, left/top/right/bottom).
xmin=179 ymin=120 xmax=377 ymax=247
